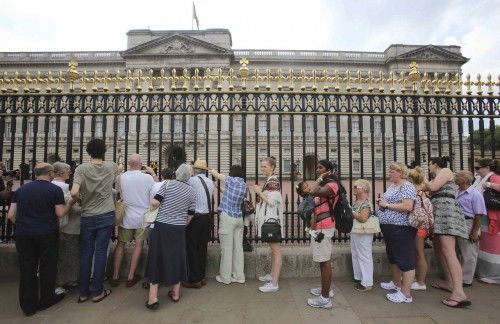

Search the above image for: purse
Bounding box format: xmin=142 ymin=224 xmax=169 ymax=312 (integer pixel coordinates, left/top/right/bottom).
xmin=243 ymin=188 xmax=255 ymax=217
xmin=350 ymin=201 xmax=380 ymax=234
xmin=409 ymin=193 xmax=434 ymax=229
xmin=260 ymin=218 xmax=282 ymax=242
xmin=484 ymin=187 xmax=500 ymax=210
xmin=144 ymin=180 xmax=170 ymax=224
xmin=115 ymin=199 xmax=125 ymax=226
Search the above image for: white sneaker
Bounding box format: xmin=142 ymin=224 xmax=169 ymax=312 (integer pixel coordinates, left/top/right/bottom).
xmin=386 ymin=290 xmax=413 ymax=303
xmin=258 ymin=282 xmax=279 ymax=293
xmin=411 ymin=281 xmax=427 ymax=291
xmin=307 ymin=295 xmax=333 ymax=309
xmin=215 ymin=275 xmax=231 ymax=285
xmin=310 ymin=287 xmax=334 ymax=298
xmin=258 ymin=274 xmax=273 ymax=282
xmin=231 ymin=277 xmax=245 ymax=284
xmin=380 ymin=280 xmax=400 ymax=291
xmin=55 ymin=287 xmax=66 ymax=295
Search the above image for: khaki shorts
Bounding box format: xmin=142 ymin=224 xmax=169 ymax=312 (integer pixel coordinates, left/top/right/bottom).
xmin=311 ymin=228 xmax=335 ymax=263
xmin=118 ymin=227 xmax=149 ymax=243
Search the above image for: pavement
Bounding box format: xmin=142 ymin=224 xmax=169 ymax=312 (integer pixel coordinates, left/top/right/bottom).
xmin=1 ymin=276 xmax=499 ymax=324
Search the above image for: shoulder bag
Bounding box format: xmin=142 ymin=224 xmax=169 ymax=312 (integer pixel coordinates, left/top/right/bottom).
xmin=144 ymin=180 xmax=170 ymax=224
xmin=350 ymin=202 xmax=380 ymax=234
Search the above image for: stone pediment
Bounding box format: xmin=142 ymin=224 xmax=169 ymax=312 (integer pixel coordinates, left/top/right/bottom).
xmin=391 ymin=45 xmax=468 ymax=63
xmin=121 ymin=34 xmax=232 ymax=57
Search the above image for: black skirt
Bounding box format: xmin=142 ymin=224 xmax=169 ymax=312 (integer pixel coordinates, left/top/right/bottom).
xmin=146 ymin=222 xmax=187 ymax=286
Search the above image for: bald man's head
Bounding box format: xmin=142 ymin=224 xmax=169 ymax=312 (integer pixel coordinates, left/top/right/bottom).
xmin=34 ymin=162 xmax=54 ymax=178
xmin=128 ymin=154 xmax=143 ymax=170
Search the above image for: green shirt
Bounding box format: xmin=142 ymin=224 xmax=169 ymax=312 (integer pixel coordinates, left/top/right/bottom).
xmin=73 ymin=161 xmax=118 ymax=217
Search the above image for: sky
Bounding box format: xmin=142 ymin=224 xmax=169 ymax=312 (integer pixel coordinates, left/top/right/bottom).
xmin=0 ymin=0 xmax=499 ymax=77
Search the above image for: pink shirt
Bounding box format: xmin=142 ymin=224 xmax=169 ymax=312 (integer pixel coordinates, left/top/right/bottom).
xmin=314 ymin=181 xmax=339 ymax=229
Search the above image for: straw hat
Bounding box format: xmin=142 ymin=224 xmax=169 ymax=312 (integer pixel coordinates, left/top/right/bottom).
xmin=192 ymin=159 xmax=209 ymax=170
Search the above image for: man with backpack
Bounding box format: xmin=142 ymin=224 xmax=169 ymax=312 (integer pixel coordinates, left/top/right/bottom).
xmin=306 ymin=160 xmax=340 ymax=309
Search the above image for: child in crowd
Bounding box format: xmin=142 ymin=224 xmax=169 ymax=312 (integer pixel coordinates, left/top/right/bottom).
xmin=408 ymin=167 xmax=434 ymax=291
xmin=296 ymin=181 xmax=323 ymax=241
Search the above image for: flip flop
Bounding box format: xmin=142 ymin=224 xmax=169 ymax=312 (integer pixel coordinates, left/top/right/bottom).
xmin=92 ymin=289 xmax=112 ymax=303
xmin=77 ymin=296 xmax=88 ymax=303
xmin=168 ymin=290 xmax=180 ymax=303
xmin=431 ymin=282 xmax=452 ymax=293
xmin=442 ymin=298 xmax=471 ymax=308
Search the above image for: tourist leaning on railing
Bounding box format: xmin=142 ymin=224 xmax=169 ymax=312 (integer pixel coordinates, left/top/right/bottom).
xmin=210 ymin=165 xmax=247 ymax=286
xmin=145 ymin=163 xmax=196 ymax=310
xmin=70 ymin=138 xmax=118 ymax=304
xmin=424 ymin=156 xmax=470 ymax=308
xmin=376 ymin=162 xmax=417 ymax=304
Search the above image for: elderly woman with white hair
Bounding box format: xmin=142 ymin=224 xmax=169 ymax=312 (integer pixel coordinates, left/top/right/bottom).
xmin=52 ymin=162 xmax=82 ymax=288
xmin=145 ymin=163 xmax=196 ymax=310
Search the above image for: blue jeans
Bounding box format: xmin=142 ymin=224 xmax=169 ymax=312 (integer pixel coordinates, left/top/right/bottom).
xmin=79 ymin=212 xmax=114 ymax=298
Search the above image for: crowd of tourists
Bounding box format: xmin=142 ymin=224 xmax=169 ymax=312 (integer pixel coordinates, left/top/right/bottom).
xmin=3 ymin=138 xmax=500 ymax=316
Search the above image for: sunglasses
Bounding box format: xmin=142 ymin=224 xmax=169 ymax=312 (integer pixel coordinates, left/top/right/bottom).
xmin=474 ymin=166 xmax=482 ymax=170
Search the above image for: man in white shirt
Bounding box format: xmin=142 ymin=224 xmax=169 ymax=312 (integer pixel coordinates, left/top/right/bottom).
xmin=183 ymin=160 xmax=214 ymax=288
xmin=110 ymin=154 xmax=155 ymax=288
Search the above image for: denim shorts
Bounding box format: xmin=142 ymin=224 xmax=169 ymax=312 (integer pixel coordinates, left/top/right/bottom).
xmin=381 ymin=224 xmax=417 ymax=272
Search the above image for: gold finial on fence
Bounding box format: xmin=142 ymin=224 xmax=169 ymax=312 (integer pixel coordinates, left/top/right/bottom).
xmin=454 ymin=73 xmax=462 ymax=95
xmin=158 ymin=68 xmax=166 ymax=91
xmin=432 ymin=72 xmax=440 ymax=94
xmin=422 ymin=72 xmax=430 ymax=94
xmin=125 ymin=69 xmax=132 ymax=92
xmin=227 ymin=68 xmax=236 ymax=91
xmin=92 ymin=70 xmax=99 ymax=92
xmin=408 ymin=62 xmax=420 ymax=93
xmin=192 ymin=68 xmax=201 ymax=91
xmin=239 ymin=58 xmax=249 ymax=90
xmin=252 ymin=68 xmax=261 ymax=91
xmin=298 ymin=69 xmax=306 ymax=91
xmin=399 ymin=71 xmax=407 ymax=94
xmin=321 ymin=69 xmax=329 ymax=91
xmin=443 ymin=73 xmax=451 ymax=94
xmin=367 ymin=71 xmax=374 ymax=93
xmin=81 ymin=70 xmax=88 ymax=92
xmin=486 ymin=74 xmax=494 ymax=96
xmin=215 ymin=68 xmax=223 ymax=91
xmin=288 ymin=69 xmax=295 ymax=91
xmin=67 ymin=60 xmax=80 ymax=92
xmin=103 ymin=70 xmax=109 ymax=92
xmin=183 ymin=68 xmax=190 ymax=91
xmin=136 ymin=69 xmax=143 ymax=92
xmin=475 ymin=73 xmax=483 ymax=95
xmin=464 ymin=73 xmax=472 ymax=95
xmin=378 ymin=71 xmax=384 ymax=93
xmin=203 ymin=68 xmax=212 ymax=90
xmin=334 ymin=70 xmax=340 ymax=92
xmin=265 ymin=68 xmax=272 ymax=91
xmin=356 ymin=70 xmax=363 ymax=92
xmin=344 ymin=70 xmax=351 ymax=92
xmin=388 ymin=71 xmax=395 ymax=93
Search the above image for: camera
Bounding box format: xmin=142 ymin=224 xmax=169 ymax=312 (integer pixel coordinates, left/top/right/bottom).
xmin=306 ymin=227 xmax=324 ymax=243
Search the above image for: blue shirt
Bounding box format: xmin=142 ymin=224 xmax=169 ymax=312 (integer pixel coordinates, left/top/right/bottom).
xmin=13 ymin=180 xmax=65 ymax=236
xmin=378 ymin=181 xmax=417 ymax=226
xmin=218 ymin=176 xmax=247 ymax=218
xmin=456 ymin=186 xmax=487 ymax=219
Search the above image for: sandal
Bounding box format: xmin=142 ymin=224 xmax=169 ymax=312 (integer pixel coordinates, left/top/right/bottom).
xmin=431 ymin=282 xmax=452 ymax=293
xmin=92 ymin=289 xmax=112 ymax=303
xmin=77 ymin=296 xmax=88 ymax=303
xmin=145 ymin=300 xmax=159 ymax=310
xmin=442 ymin=298 xmax=471 ymax=308
xmin=168 ymin=290 xmax=180 ymax=302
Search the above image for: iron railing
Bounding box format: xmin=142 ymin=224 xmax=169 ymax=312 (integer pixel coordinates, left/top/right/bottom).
xmin=1 ymin=62 xmax=499 ymax=243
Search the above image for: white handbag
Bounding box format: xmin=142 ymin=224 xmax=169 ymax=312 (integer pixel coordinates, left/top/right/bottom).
xmin=350 ymin=202 xmax=380 ymax=234
xmin=143 ymin=180 xmax=170 ymax=224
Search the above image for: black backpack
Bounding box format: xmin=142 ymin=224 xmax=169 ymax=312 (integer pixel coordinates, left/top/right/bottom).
xmin=329 ymin=182 xmax=353 ymax=234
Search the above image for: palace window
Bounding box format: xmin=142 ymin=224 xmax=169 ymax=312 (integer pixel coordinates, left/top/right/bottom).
xmin=197 ymin=116 xmax=206 ymax=133
xmin=440 ymin=120 xmax=448 ymax=135
xmin=73 ymin=120 xmax=80 ymax=138
xmin=328 ymin=117 xmax=337 ymax=134
xmin=95 ymin=119 xmax=103 ymax=138
xmin=118 ymin=118 xmax=125 ymax=137
xmin=282 ymin=118 xmax=291 ymax=135
xmin=234 ymin=118 xmax=242 ymax=135
xmin=283 ymin=158 xmax=291 ymax=173
xmin=374 ymin=119 xmax=382 ymax=136
xmin=375 ymin=160 xmax=383 ymax=173
xmin=258 ymin=118 xmax=267 ymax=136
xmin=351 ymin=117 xmax=359 ymax=135
xmin=4 ymin=122 xmax=11 ymax=139
xmin=27 ymin=121 xmax=34 ymax=138
xmin=50 ymin=120 xmax=57 ymax=139
xmin=305 ymin=119 xmax=314 ymax=136
xmin=353 ymin=160 xmax=360 ymax=172
xmin=174 ymin=117 xmax=183 ymax=135
xmin=406 ymin=120 xmax=414 ymax=136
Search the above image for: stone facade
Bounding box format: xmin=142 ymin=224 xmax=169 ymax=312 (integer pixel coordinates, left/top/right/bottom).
xmin=0 ymin=29 xmax=469 ymax=177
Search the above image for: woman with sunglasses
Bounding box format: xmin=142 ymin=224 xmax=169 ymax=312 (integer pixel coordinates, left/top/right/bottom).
xmin=472 ymin=158 xmax=500 ymax=285
xmin=350 ymin=179 xmax=375 ymax=292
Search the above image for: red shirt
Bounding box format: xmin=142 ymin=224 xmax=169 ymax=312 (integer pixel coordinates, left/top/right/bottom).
xmin=314 ymin=181 xmax=339 ymax=230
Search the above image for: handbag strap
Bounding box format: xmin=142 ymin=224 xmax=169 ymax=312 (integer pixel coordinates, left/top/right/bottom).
xmin=197 ymin=176 xmax=212 ymax=215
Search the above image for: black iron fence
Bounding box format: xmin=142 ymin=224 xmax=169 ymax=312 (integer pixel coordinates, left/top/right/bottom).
xmin=1 ymin=64 xmax=499 ymax=243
